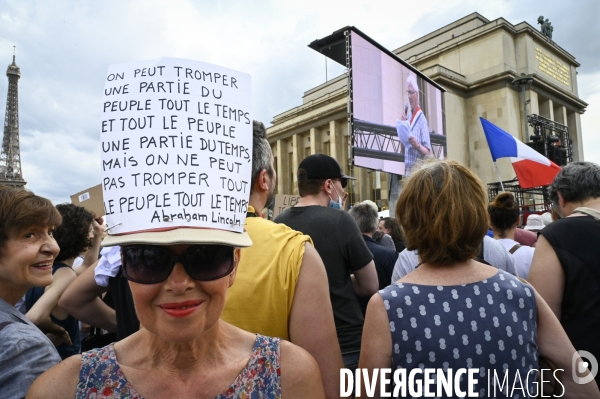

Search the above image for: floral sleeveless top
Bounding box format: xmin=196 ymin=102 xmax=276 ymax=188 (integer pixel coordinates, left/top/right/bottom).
xmin=76 ymin=334 xmax=281 ymax=398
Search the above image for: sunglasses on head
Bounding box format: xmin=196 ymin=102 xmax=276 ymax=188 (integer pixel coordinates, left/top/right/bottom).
xmin=121 ymin=244 xmax=235 ymax=284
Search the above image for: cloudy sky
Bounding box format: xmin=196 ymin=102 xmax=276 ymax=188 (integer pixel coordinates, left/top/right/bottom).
xmin=0 ymin=0 xmax=598 ymax=204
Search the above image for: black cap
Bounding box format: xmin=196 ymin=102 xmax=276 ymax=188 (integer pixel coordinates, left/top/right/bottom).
xmin=297 ymin=154 xmax=356 ymax=180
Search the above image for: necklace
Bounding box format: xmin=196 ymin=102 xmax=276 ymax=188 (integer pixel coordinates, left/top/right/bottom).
xmin=416 ymin=261 xmax=424 ymax=268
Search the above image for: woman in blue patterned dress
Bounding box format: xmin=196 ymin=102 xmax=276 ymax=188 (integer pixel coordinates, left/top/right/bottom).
xmin=358 ymin=160 xmax=599 ymax=398
xmin=28 ymin=226 xmax=324 ymax=399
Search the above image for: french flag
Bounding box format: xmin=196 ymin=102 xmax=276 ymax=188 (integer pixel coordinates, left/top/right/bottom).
xmin=480 ymin=117 xmax=561 ymax=189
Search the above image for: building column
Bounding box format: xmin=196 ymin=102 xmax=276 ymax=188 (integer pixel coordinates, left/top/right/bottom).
xmin=342 ymin=123 xmax=350 ymax=170
xmin=547 ymin=99 xmax=554 ymax=121
xmin=380 ymin=173 xmax=389 ymax=209
xmin=310 ymin=127 xmax=321 ymax=155
xmin=558 ymin=105 xmax=567 ymax=126
xmin=527 ymin=90 xmax=538 ymax=137
xmin=358 ymin=167 xmax=369 ymax=203
xmin=538 ymin=97 xmax=553 ymax=121
xmin=374 ymin=171 xmax=382 ymax=208
xmin=528 ymin=90 xmax=539 ymax=116
xmin=292 ymin=134 xmax=300 ymax=195
xmin=329 ymin=120 xmax=339 ymax=161
xmin=567 ymin=111 xmax=584 ymax=162
xmin=276 ymin=139 xmax=287 ymax=195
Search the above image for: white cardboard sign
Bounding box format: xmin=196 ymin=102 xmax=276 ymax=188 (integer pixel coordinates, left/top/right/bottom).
xmin=100 ymin=57 xmax=252 ymax=235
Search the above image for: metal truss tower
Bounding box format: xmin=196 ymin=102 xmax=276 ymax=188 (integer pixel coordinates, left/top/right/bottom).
xmin=0 ymin=47 xmax=26 ymax=188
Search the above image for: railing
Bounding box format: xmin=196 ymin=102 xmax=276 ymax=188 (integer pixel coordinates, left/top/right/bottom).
xmin=353 ymin=118 xmax=447 ymax=162
xmin=487 ymin=178 xmax=550 ymax=214
xmin=527 ymin=114 xmax=572 ymax=166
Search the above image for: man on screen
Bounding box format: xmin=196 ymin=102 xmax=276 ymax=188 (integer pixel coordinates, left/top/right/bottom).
xmin=401 ymin=73 xmax=431 ymax=174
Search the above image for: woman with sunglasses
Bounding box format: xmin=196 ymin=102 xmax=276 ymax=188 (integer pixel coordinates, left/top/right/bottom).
xmin=29 ymin=228 xmax=325 ymax=398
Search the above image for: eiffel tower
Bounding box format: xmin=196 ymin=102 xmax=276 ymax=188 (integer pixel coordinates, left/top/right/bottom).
xmin=0 ymin=47 xmax=26 ymax=188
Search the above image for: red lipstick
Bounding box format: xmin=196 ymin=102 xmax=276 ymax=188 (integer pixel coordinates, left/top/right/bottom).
xmin=159 ymin=300 xmax=203 ymax=318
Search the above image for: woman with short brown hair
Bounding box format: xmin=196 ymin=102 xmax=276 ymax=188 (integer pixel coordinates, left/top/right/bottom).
xmin=397 ymin=160 xmax=488 ymax=264
xmin=25 ymin=203 xmax=102 ymax=359
xmin=357 ymin=160 xmax=599 ymax=397
xmin=0 ymin=185 xmax=62 ymax=398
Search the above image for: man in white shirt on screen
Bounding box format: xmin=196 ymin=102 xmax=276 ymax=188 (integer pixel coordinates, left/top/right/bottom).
xmin=401 ymin=73 xmax=431 ymax=175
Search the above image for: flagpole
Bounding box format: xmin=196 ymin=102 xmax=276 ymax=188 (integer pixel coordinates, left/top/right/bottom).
xmin=493 ymin=162 xmax=505 ymax=191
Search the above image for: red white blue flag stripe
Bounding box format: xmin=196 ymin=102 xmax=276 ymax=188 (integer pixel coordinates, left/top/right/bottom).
xmin=480 ymin=117 xmax=561 ymax=189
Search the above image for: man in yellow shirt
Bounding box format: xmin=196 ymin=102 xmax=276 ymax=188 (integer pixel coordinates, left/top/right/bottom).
xmin=221 ymin=121 xmax=343 ymax=399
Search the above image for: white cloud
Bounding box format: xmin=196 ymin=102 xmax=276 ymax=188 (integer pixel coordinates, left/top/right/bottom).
xmin=19 ymin=129 xmax=101 ymax=201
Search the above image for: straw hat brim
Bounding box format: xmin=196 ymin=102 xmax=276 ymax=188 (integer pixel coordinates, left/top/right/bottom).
xmin=102 ymin=228 xmax=252 ymax=247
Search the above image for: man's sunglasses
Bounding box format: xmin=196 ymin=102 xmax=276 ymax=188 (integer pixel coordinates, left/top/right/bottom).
xmin=121 ymin=245 xmax=235 ymax=284
xmin=333 ymin=178 xmax=348 ymax=189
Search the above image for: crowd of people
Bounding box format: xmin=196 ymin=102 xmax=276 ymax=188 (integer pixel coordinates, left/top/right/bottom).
xmin=1 ymin=120 xmax=600 ymax=398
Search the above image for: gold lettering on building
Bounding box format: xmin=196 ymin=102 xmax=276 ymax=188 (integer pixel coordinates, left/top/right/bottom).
xmin=535 ymin=47 xmax=570 ymax=86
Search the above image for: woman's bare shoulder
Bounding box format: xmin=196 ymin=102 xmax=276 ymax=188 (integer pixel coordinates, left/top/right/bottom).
xmin=280 ymin=340 xmax=325 ymax=398
xmin=26 ymin=354 xmax=81 ymax=399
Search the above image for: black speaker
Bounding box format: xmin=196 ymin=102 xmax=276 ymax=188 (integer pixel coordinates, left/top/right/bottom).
xmin=549 ymin=145 xmax=568 ymax=166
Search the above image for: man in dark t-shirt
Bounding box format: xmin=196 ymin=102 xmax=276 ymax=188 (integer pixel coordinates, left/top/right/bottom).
xmin=275 ymin=154 xmax=377 ymax=371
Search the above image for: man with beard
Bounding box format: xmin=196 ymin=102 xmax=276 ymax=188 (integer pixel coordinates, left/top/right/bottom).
xmin=221 ymin=121 xmax=343 ymax=399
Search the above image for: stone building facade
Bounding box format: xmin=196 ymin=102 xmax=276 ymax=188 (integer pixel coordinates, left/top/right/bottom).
xmin=266 ymin=13 xmax=587 ymax=209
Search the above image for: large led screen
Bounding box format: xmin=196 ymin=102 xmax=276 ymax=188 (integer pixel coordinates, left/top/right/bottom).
xmin=351 ymin=31 xmax=446 ymax=176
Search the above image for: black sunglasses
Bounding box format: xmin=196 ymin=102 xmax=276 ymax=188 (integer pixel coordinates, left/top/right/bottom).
xmin=333 ymin=178 xmax=348 ymax=189
xmin=121 ymin=245 xmax=235 ymax=284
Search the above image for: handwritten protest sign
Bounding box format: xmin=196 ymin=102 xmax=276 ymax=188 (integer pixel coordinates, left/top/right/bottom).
xmin=100 ymin=57 xmax=252 ymax=235
xmin=273 ymin=194 xmax=300 ymax=218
